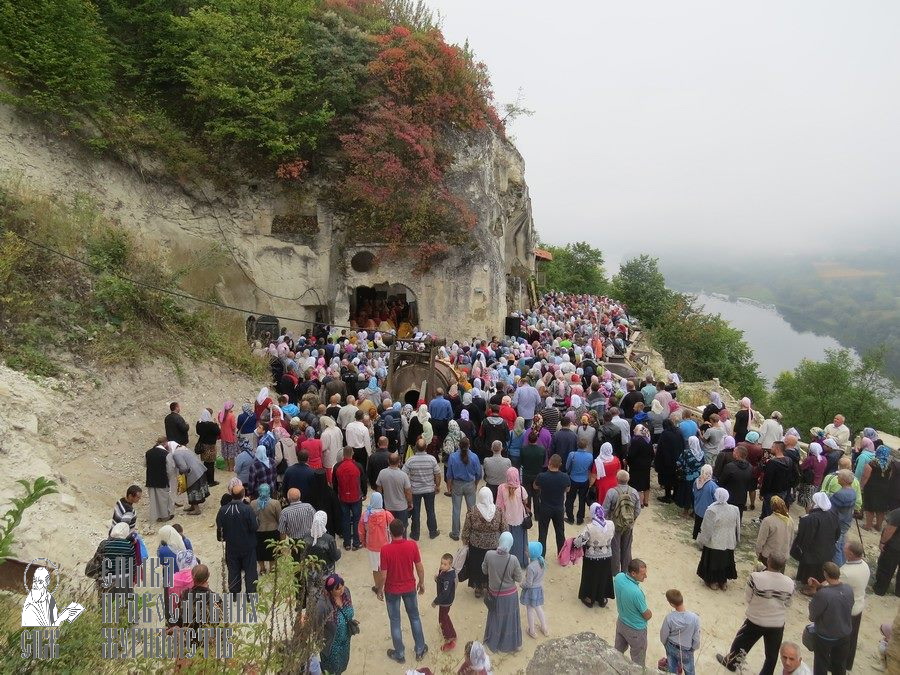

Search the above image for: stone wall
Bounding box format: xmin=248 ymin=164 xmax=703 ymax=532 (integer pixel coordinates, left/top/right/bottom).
xmin=0 ymin=104 xmax=535 ymax=340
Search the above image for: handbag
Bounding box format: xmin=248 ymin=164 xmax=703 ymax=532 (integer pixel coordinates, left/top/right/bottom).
xmin=521 ymin=490 xmax=533 ymax=530
xmin=340 ymin=605 xmax=360 ymax=636
xmin=177 ymin=474 xmax=187 ymax=494
xmin=484 ymin=555 xmax=513 ymax=612
xmin=801 ymin=623 xmax=816 ymax=651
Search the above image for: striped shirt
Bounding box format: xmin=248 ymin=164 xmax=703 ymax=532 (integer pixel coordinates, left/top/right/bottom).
xmin=278 ymin=502 xmax=315 ymax=540
xmin=402 ymin=453 xmax=440 ymax=495
xmin=112 ymin=498 xmax=136 ymax=531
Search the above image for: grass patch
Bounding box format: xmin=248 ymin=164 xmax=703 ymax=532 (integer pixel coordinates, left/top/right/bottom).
xmin=0 ymin=178 xmax=267 ymax=380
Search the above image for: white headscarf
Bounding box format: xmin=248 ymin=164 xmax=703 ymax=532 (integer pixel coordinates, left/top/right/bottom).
xmin=594 ymin=442 xmax=615 ymax=479
xmin=812 ymin=492 xmax=832 ymax=511
xmin=809 ymin=442 xmax=824 ymax=460
xmin=166 ymin=441 xmax=179 ymax=453
xmin=416 ymin=404 xmax=430 ymax=423
xmin=823 ymin=438 xmax=839 ymax=451
xmin=159 ymin=524 xmax=185 ymax=554
xmin=256 ymin=387 xmax=269 ymax=405
xmin=311 ymin=511 xmax=328 ymax=546
xmin=475 ymin=486 xmax=496 ymax=521
xmin=199 ymin=409 xmax=212 ymax=423
xmin=688 ymin=436 xmax=704 ymax=463
xmin=570 ymin=394 xmax=583 ymax=409
xmin=714 ymin=487 xmax=729 ymax=504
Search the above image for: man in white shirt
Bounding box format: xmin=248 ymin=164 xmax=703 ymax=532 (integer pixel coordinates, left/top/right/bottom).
xmin=840 ymin=540 xmax=870 ymax=671
xmin=824 ymin=414 xmax=851 ymax=451
xmin=337 ymin=395 xmax=359 ymax=430
xmin=345 ymin=409 xmax=372 ymax=466
xmin=779 ymin=641 xmax=812 ymax=675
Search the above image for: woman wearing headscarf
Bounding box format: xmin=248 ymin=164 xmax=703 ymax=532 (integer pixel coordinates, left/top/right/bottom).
xmin=462 ymin=487 xmax=507 ymax=597
xmin=508 ymin=417 xmax=527 ymax=468
xmin=861 ymin=445 xmax=894 ymax=531
xmin=102 ymin=522 xmax=136 ymax=595
xmin=654 ymin=418 xmax=683 ymax=503
xmin=755 ymin=495 xmax=795 ymax=567
xmin=459 ymin=640 xmax=493 ymax=675
xmin=573 ymin=503 xmax=615 ymax=608
xmin=237 ymin=403 xmax=258 ymax=451
xmin=696 ymin=487 xmax=740 ymax=590
xmin=733 ymin=397 xmax=753 ymax=442
xmin=462 ymin=392 xmax=484 ymax=433
xmin=406 ymin=405 xmax=429 ymax=457
xmin=854 ymin=436 xmax=876 ymax=482
xmin=250 ymin=483 xmax=282 ymax=574
xmin=247 ymin=446 xmax=276 ymax=500
xmin=358 ymin=376 xmax=381 ymax=407
xmin=458 ymin=409 xmax=476 ymax=446
xmin=254 ymin=387 xmax=273 ymax=420
xmin=171 ymin=442 xmax=209 ymax=515
xmin=675 ymin=437 xmax=705 ymax=517
xmin=496 ymin=467 xmax=530 ymax=567
xmin=443 ymin=419 xmax=464 ymax=465
xmin=691 ymin=465 xmax=718 ymax=540
xmin=481 ymin=531 xmax=524 ymax=653
xmin=195 ymin=408 xmax=221 ymax=487
xmin=627 ymin=425 xmax=654 ymax=508
xmin=590 ymin=442 xmax=621 ymax=506
xmin=313 ymin=573 xmax=355 ymax=675
xmin=307 ymin=510 xmax=341 ymax=577
xmin=158 ymin=524 xmax=194 ymax=572
xmin=799 ymin=442 xmax=828 ymax=508
xmin=319 ymin=416 xmax=343 ymax=483
xmin=791 ymin=492 xmax=840 ymax=594
xmin=218 ymin=402 xmax=239 ymax=473
xmin=358 ymin=492 xmax=394 ymax=591
xmin=647 ymin=398 xmax=667 ymax=443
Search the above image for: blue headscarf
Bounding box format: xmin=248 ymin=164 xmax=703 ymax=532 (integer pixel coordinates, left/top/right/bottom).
xmin=875 ymin=445 xmax=892 ymax=471
xmin=256 ymin=483 xmax=271 ymax=511
xmin=498 ymin=531 xmax=514 ymax=552
xmin=255 ymin=445 xmax=271 ymax=468
xmin=527 ymin=541 xmax=545 ymax=568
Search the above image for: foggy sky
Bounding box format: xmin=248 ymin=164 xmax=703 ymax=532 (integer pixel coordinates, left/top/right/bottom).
xmin=427 ymin=0 xmax=900 ymax=270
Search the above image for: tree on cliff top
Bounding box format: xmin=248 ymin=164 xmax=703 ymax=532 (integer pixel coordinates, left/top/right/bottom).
xmin=770 ymin=347 xmax=900 ymax=437
xmin=611 ymin=254 xmax=674 ymax=328
xmin=541 ymin=241 xmax=608 ymax=295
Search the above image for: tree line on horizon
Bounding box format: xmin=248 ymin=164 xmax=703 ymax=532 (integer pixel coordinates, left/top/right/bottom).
xmin=538 ymin=243 xmax=900 ymax=435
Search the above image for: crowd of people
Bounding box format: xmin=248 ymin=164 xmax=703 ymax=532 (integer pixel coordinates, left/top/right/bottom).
xmin=87 ymin=292 xmax=900 ymax=674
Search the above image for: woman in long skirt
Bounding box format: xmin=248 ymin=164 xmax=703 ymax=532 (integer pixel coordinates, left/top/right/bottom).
xmin=696 ymin=488 xmax=740 ymax=590
xmin=574 ymin=503 xmax=615 ymax=607
xmin=462 ymin=487 xmax=506 ymax=597
xmin=495 ymin=467 xmax=530 ymax=568
xmin=482 ymin=532 xmax=523 ymax=653
xmin=675 ymin=437 xmax=705 ymax=516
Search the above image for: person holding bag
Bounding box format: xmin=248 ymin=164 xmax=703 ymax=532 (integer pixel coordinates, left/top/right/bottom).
xmin=496 ymin=467 xmax=531 ymax=567
xmin=313 ymin=573 xmax=358 ymax=675
xmin=482 ymin=531 xmax=524 ymax=653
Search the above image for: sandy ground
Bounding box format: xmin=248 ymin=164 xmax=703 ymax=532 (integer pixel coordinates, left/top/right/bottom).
xmin=2 ymin=360 xmax=898 ymax=674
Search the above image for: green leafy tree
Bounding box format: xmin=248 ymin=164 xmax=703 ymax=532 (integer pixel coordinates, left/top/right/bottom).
xmin=168 ymin=0 xmax=334 ymax=160
xmin=0 ymin=0 xmax=115 ymax=117
xmin=770 ymin=347 xmax=900 ymax=436
xmin=541 ymin=241 xmax=607 ymax=295
xmin=0 ymin=478 xmax=58 ymax=563
xmin=611 ymin=254 xmax=673 ymax=328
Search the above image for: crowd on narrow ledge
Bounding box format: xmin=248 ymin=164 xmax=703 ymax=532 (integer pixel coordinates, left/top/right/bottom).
xmin=80 ymin=293 xmax=900 ymax=675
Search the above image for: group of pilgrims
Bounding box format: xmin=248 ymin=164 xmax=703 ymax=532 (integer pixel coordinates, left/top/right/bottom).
xmin=90 ymin=292 xmax=900 ymax=675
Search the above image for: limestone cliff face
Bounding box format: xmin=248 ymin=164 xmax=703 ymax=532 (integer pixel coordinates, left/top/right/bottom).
xmin=0 ymin=103 xmax=535 ymax=338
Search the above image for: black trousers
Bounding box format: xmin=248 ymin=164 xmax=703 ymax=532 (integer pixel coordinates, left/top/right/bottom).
xmin=538 ymin=507 xmax=565 ymax=558
xmin=565 ymin=481 xmax=589 ymax=522
xmin=725 ymin=619 xmax=783 ymax=675
xmin=352 ymin=447 xmax=367 ymax=469
xmin=204 ymin=461 xmax=216 ymax=485
xmin=225 ymin=549 xmax=258 ymax=595
xmin=846 ymin=612 xmax=862 ymax=671
xmin=813 ymin=634 xmax=850 ymax=675
xmin=874 ymin=546 xmax=900 ymax=596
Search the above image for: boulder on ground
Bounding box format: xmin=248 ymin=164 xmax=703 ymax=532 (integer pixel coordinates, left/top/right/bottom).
xmin=526 ymin=631 xmax=646 ymax=674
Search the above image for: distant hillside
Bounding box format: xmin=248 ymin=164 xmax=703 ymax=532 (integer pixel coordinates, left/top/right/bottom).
xmin=660 ymin=251 xmax=900 ymax=381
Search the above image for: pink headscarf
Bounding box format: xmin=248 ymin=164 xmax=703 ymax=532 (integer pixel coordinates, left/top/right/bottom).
xmin=504 ymin=466 xmax=521 ymax=488
xmin=218 ymin=401 xmax=234 ymax=423
xmin=667 ymin=400 xmax=680 ymax=414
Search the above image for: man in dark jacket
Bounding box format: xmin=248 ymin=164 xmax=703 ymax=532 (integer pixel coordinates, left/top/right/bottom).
xmin=367 ymin=436 xmax=392 ymax=490
xmin=719 ymin=445 xmax=755 ymax=521
xmin=550 ymin=417 xmax=579 ymax=468
xmin=619 ymin=381 xmax=644 ymax=419
xmin=145 ymin=438 xmax=172 ymax=522
xmin=760 ymin=441 xmax=795 ymax=519
xmin=216 ymin=483 xmax=259 ymax=594
xmin=164 ymin=402 xmax=189 ymax=446
xmin=479 ymin=405 xmax=509 ymax=460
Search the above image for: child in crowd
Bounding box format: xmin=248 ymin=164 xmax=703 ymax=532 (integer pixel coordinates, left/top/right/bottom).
xmin=521 ymin=541 xmax=548 ymax=638
xmin=432 ymin=553 xmax=457 ymax=651
xmin=659 ymin=588 xmax=700 ymax=675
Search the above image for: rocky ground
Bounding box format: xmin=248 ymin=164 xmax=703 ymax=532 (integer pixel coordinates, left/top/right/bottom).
xmin=1 ymin=360 xmax=897 ymax=674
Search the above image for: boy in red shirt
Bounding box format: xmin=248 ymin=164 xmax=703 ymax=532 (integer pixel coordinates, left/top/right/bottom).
xmin=332 ymin=446 xmax=366 ymax=550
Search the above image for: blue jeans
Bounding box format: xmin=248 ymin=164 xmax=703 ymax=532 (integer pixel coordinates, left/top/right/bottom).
xmin=665 ymin=640 xmax=695 ymax=675
xmin=833 ymin=520 xmax=851 ymax=565
xmin=410 ymin=492 xmax=438 ymax=540
xmin=341 ymin=500 xmax=361 ymax=547
xmin=450 ymin=481 xmax=476 ymax=538
xmin=385 ymin=591 xmax=426 ymax=659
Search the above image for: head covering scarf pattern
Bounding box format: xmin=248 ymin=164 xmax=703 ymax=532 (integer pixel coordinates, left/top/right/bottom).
xmin=590 ymin=502 xmax=605 ymax=526
xmin=875 ymin=445 xmax=892 ymax=471
xmin=688 ymin=436 xmax=704 ymax=463
xmin=311 ymin=511 xmax=328 ymax=546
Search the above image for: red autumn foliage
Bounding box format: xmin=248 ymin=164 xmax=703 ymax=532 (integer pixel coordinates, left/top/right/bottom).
xmin=275 ymin=158 xmax=309 ymax=181
xmin=368 ymin=26 xmax=498 ymax=131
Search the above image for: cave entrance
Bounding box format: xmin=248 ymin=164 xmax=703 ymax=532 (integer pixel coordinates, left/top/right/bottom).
xmin=404 ymin=389 xmax=420 ymax=407
xmin=350 ymin=283 xmax=418 ymax=335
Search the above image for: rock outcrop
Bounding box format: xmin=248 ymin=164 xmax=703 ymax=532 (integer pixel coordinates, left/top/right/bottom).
xmin=526 ymin=632 xmax=646 ymax=674
xmin=0 ymin=103 xmax=535 ymax=340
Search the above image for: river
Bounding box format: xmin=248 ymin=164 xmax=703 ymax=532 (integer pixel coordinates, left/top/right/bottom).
xmin=693 ymin=293 xmax=851 ymax=384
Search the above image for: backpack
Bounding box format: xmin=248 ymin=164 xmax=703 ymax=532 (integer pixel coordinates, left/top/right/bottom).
xmin=609 ymin=486 xmax=636 ymax=532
